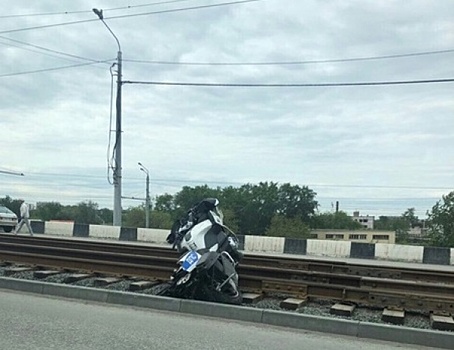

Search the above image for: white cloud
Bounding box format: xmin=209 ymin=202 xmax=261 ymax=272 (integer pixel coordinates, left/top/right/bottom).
xmin=1 ymin=0 xmax=453 ymax=218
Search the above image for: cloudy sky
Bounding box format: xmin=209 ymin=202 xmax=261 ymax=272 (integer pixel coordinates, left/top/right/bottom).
xmin=1 ymin=0 xmax=453 ymax=218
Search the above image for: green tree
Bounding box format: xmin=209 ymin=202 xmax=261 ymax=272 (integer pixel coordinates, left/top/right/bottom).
xmin=154 ymin=193 xmax=175 ymax=213
xmin=150 ymin=210 xmax=174 ymax=229
xmin=72 ymin=201 xmax=102 ymax=224
xmin=221 ymin=208 xmax=239 ymax=233
xmin=374 ymin=208 xmax=417 ymax=244
xmin=173 ymin=185 xmax=222 ymax=220
xmin=0 ymin=196 xmax=23 ymax=218
xmin=277 ymin=183 xmax=318 ymax=221
xmin=426 ymin=191 xmax=454 ymax=247
xmin=265 ymin=215 xmax=311 ymax=238
xmin=312 ymin=211 xmax=362 ymax=230
xmin=123 ymin=206 xmax=145 ymax=228
xmin=234 ymin=182 xmax=279 ymax=235
xmin=34 ymin=201 xmax=67 ymax=221
xmin=98 ymin=208 xmax=113 ymax=224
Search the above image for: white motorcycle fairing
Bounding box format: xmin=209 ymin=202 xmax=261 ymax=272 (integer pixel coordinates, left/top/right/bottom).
xmin=179 ymin=217 xmax=220 ymax=253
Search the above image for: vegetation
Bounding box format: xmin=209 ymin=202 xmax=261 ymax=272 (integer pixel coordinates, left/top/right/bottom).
xmin=3 ymin=186 xmax=453 ymax=247
xmin=374 ymin=208 xmax=419 ymax=244
xmin=426 ymin=191 xmax=454 ymax=247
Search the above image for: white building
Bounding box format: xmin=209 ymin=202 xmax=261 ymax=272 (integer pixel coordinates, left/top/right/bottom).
xmin=351 ymin=211 xmax=374 ymax=229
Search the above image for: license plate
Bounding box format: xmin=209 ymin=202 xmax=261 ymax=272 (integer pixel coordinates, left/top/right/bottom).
xmin=182 ymin=251 xmax=199 ymax=271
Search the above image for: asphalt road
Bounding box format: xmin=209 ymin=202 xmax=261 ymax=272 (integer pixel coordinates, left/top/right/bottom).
xmin=0 ymin=289 xmax=442 ymax=350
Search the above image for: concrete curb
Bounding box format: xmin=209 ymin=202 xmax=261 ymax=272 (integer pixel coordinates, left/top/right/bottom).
xmin=0 ymin=277 xmax=452 ymax=349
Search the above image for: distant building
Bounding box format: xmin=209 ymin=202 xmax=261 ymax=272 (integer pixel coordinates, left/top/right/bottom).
xmin=311 ymin=229 xmax=395 ymax=244
xmin=351 ymin=211 xmax=374 ymax=229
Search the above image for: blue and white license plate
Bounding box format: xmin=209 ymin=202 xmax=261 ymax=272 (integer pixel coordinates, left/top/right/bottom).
xmin=182 ymin=251 xmax=200 ymax=271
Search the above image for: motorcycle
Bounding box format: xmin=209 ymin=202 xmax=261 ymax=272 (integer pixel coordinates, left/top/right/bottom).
xmin=158 ymin=198 xmax=243 ymax=305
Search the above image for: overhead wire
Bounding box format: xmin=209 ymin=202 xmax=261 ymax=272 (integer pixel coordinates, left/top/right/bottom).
xmin=0 ymin=0 xmax=261 ymax=35
xmin=0 ymin=0 xmax=194 ymax=18
xmin=0 ymin=35 xmax=113 ymax=65
xmin=124 ymin=48 xmax=454 ymax=66
xmin=107 ymin=63 xmax=117 ymax=186
xmin=123 ymin=78 xmax=454 ymax=87
xmin=0 ymin=60 xmax=113 ymax=78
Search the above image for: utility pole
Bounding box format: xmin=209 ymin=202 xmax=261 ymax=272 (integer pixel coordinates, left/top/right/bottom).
xmin=138 ymin=162 xmax=150 ymax=228
xmin=93 ymin=8 xmax=123 ymax=226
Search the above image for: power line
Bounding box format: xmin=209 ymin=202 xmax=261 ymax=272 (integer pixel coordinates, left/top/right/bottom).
xmin=124 ymin=77 xmax=454 ymax=87
xmin=0 ymin=60 xmax=112 ymax=78
xmin=0 ymin=0 xmax=261 ymax=34
xmin=124 ymin=48 xmax=454 ymax=66
xmin=0 ymin=35 xmax=113 ymax=65
xmin=7 ymin=171 xmax=451 ymax=191
xmin=0 ymin=0 xmax=194 ymax=18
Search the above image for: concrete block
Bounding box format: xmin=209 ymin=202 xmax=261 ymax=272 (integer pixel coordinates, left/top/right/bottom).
xmin=382 ymin=308 xmax=405 ymax=325
xmin=451 ymin=248 xmax=454 ymax=265
xmin=423 ymin=246 xmax=451 ymax=265
xmin=63 ymin=273 xmax=92 ymax=283
xmin=350 ymin=242 xmax=375 ymax=259
xmin=106 ymin=291 xmax=181 ymax=312
xmin=358 ymin=322 xmax=454 ymax=349
xmin=306 ymin=239 xmax=351 ymax=258
xmin=0 ymin=277 xmax=44 ymax=294
xmin=137 ymin=228 xmax=169 ymax=243
xmin=262 ymin=310 xmax=359 ymax=336
xmin=283 ymin=238 xmax=307 ymax=255
xmin=120 ymin=227 xmax=137 ymax=241
xmin=34 ymin=270 xmax=61 ymax=279
xmin=330 ymin=303 xmax=355 ymax=317
xmin=430 ymin=314 xmax=454 ymax=331
xmin=42 ymin=283 xmax=109 ymax=303
xmin=89 ymin=224 xmax=120 ymax=239
xmin=244 ymin=235 xmax=285 ymax=253
xmin=94 ymin=277 xmax=121 ymax=286
xmin=129 ymin=281 xmax=158 ymax=291
xmin=242 ymin=293 xmax=263 ymax=304
xmin=280 ymin=298 xmax=307 ymax=310
xmin=73 ymin=223 xmax=89 ymax=237
xmin=375 ymin=243 xmax=423 ymax=263
xmin=4 ymin=267 xmax=33 ymax=276
xmin=180 ymin=299 xmax=263 ymax=323
xmin=45 ymin=221 xmax=74 ymax=236
xmin=30 ymin=220 xmax=45 ymax=234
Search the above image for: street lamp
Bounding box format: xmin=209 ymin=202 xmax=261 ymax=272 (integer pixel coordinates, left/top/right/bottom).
xmin=93 ymin=8 xmax=123 ymax=226
xmin=0 ymin=170 xmax=24 ymax=176
xmin=138 ymin=162 xmax=150 ymax=228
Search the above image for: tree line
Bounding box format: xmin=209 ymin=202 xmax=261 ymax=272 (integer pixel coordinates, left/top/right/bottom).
xmin=1 ymin=183 xmax=453 ymax=247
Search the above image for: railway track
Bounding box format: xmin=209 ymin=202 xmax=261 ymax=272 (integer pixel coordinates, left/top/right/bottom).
xmin=1 ymin=234 xmax=453 ymax=330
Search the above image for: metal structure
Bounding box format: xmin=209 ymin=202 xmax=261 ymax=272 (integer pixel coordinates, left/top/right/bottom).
xmin=138 ymin=162 xmax=151 ymax=228
xmin=2 ymin=235 xmax=454 ymax=314
xmin=93 ymin=8 xmax=123 ymax=227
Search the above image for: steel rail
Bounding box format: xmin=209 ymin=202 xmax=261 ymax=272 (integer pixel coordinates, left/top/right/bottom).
xmin=1 ymin=235 xmax=454 ymax=312
xmin=2 ymin=235 xmax=454 ymax=285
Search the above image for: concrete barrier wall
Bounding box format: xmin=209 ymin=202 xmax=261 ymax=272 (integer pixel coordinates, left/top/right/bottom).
xmin=244 ymin=235 xmax=285 ymax=253
xmin=44 ymin=221 xmax=74 ymax=236
xmin=33 ymin=221 xmax=454 ymax=265
xmin=137 ymin=228 xmax=168 ymax=244
xmin=88 ymin=224 xmax=120 ymax=239
xmin=375 ymin=243 xmax=424 ymax=263
xmin=307 ymin=239 xmax=351 ymax=258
